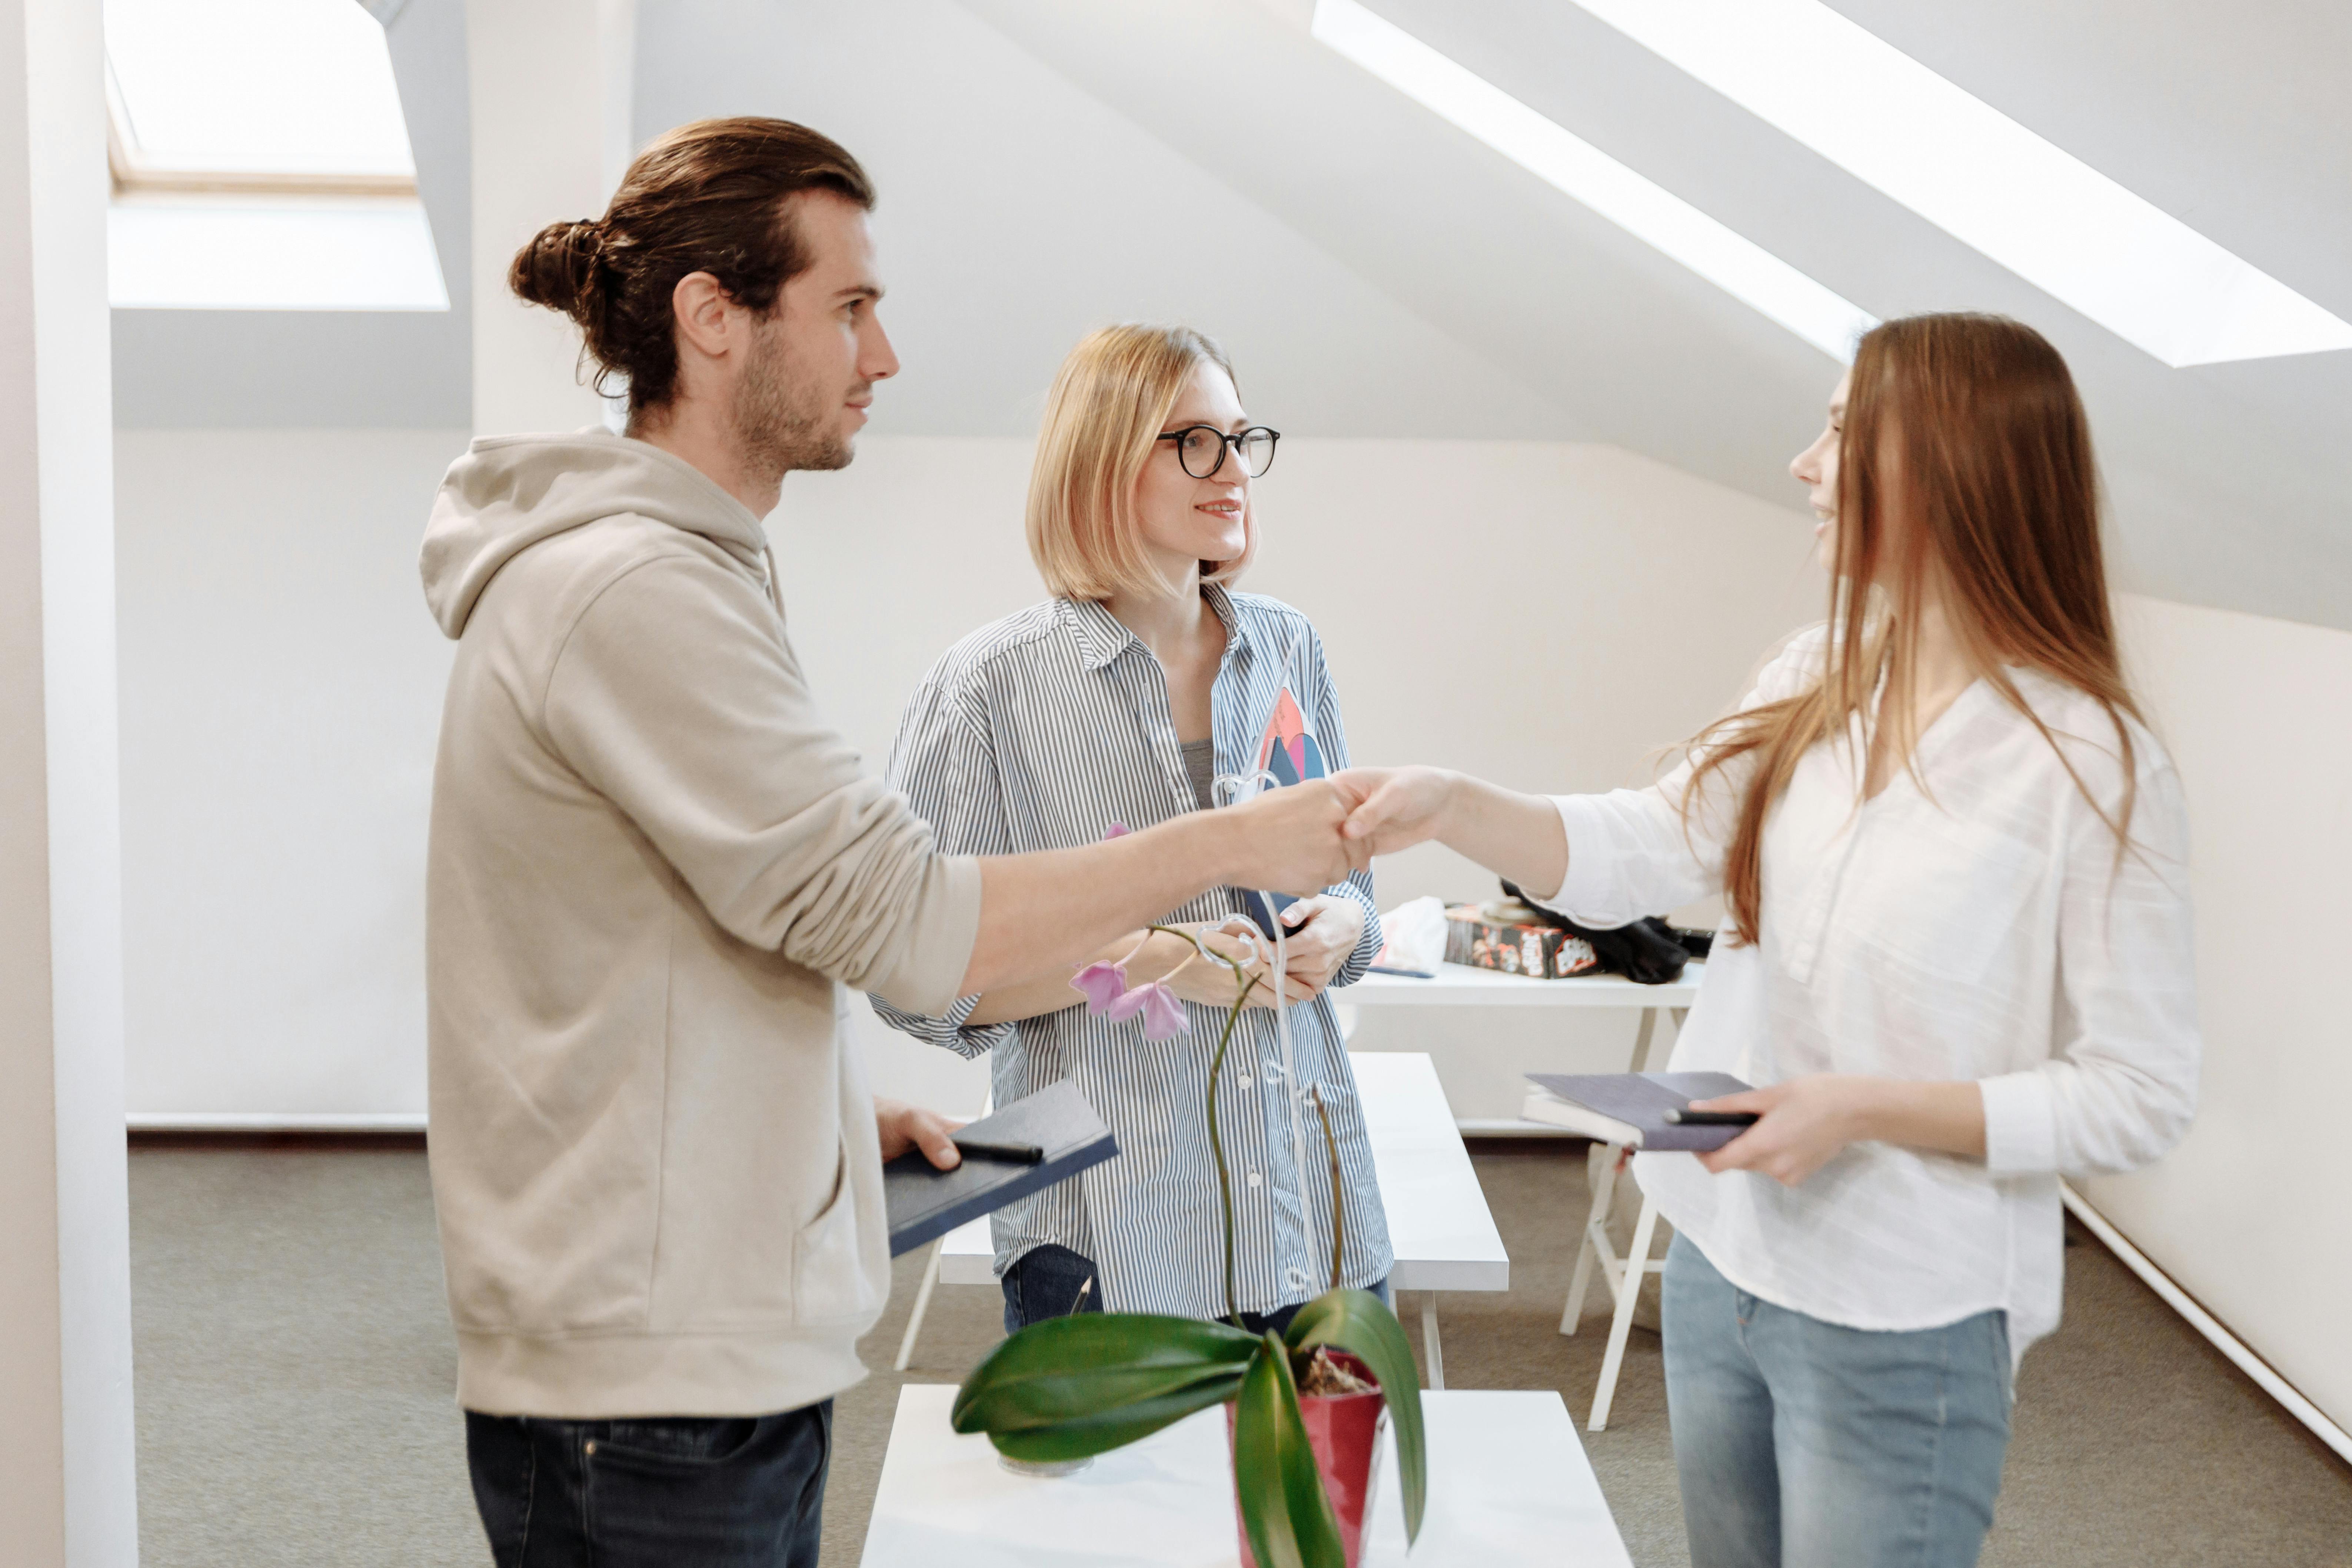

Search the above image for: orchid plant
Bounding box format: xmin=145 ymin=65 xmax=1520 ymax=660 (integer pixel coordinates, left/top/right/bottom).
xmin=952 ymin=831 xmax=1428 ymax=1565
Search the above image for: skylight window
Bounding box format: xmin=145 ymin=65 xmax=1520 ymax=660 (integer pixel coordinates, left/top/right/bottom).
xmin=1311 ymin=0 xmax=1874 ymax=362
xmin=103 ymin=0 xmax=446 ymax=310
xmin=1564 ymin=0 xmax=2352 ymax=368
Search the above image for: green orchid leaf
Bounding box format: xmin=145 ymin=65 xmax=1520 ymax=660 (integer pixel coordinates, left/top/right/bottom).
xmin=952 ymin=1313 xmax=1260 ymax=1443
xmin=983 ymin=1370 xmax=1250 ymax=1461
xmin=1233 ymin=1331 xmax=1347 ymax=1568
xmin=967 ymin=1359 xmax=1249 ymax=1432
xmin=1284 ymin=1288 xmax=1428 ymax=1548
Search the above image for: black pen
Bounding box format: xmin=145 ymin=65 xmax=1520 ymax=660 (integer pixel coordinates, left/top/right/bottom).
xmin=1663 ymin=1108 xmax=1760 ymax=1127
xmin=952 ymin=1137 xmax=1045 ymax=1163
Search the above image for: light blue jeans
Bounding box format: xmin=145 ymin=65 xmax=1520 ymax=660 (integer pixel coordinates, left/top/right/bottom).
xmin=1661 ymin=1234 xmax=2012 ymax=1568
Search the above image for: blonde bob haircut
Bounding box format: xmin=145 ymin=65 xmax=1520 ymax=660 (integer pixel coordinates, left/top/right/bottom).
xmin=1027 ymin=324 xmax=1258 ymax=601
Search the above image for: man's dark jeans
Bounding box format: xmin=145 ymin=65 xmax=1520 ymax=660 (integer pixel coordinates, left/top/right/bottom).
xmin=465 ymin=1401 xmax=831 ymax=1568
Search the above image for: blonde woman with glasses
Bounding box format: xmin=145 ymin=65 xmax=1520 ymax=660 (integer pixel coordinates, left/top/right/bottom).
xmin=872 ymin=324 xmax=1392 ymax=1333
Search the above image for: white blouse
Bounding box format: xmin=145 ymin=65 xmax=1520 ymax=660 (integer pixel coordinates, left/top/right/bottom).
xmin=1536 ymin=627 xmax=2199 ymax=1361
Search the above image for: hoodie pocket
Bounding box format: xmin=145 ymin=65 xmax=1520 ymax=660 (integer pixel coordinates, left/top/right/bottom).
xmin=793 ymin=1136 xmax=882 ymax=1328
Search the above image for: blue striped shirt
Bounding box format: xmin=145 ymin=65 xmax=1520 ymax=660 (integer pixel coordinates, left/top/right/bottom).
xmin=872 ymin=586 xmax=1393 ymax=1317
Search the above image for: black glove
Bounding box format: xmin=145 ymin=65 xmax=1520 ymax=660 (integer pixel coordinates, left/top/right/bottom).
xmin=1497 ymin=880 xmax=1706 ymax=985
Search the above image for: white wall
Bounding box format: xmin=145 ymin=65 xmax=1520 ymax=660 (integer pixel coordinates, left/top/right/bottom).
xmin=465 ymin=0 xmax=633 ymax=435
xmin=115 ymin=430 xmax=462 ymax=1122
xmin=2075 ymin=594 xmax=2352 ymax=1438
xmin=114 ymin=431 xmax=1818 ymax=1122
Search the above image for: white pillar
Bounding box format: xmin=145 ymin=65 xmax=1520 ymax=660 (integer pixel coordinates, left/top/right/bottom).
xmin=0 ymin=0 xmax=139 ymax=1563
xmin=465 ymin=0 xmax=637 ymax=434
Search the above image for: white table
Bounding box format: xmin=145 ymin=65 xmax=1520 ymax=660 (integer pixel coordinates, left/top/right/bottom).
xmin=895 ymin=1053 xmax=1508 ymax=1389
xmin=1340 ymin=962 xmax=1703 ymax=1133
xmin=1345 ymin=960 xmax=1704 ymax=1011
xmin=860 ymin=1382 xmax=1633 ymax=1568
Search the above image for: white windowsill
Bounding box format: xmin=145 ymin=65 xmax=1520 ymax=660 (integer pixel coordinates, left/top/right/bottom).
xmin=109 ymin=192 xmax=449 ymax=312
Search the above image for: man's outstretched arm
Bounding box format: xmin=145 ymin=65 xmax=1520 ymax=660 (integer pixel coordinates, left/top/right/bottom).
xmin=958 ymin=778 xmax=1362 ymax=995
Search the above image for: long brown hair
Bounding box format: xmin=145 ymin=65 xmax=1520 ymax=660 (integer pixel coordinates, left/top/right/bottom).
xmin=1690 ymin=313 xmax=2143 ymax=944
xmin=509 ymin=117 xmax=875 ymax=416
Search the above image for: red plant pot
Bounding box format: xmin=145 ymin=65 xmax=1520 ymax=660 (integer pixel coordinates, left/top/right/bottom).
xmin=1225 ymin=1351 xmax=1388 ymax=1568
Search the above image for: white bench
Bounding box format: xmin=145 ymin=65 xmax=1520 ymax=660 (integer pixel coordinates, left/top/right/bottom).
xmin=893 ymin=1051 xmax=1508 ymax=1388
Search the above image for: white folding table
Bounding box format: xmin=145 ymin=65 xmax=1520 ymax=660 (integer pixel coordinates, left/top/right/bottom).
xmin=1338 ymin=960 xmax=1700 ymax=1430
xmin=860 ymin=1382 xmax=1633 ymax=1567
xmin=893 ymin=1052 xmax=1508 ymax=1389
xmin=1337 ymin=962 xmax=1703 ymax=1137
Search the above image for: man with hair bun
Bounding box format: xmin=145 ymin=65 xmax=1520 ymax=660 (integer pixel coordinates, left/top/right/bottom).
xmin=419 ymin=117 xmax=1362 ymax=1565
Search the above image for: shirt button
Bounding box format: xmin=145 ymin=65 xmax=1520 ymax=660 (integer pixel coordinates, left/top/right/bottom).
xmin=1247 ymin=1172 xmax=1262 ymax=1188
xmin=1237 ymin=1074 xmax=1253 ymax=1088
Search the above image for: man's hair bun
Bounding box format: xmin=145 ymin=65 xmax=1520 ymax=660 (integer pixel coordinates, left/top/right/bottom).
xmin=508 ymin=219 xmax=605 ymax=322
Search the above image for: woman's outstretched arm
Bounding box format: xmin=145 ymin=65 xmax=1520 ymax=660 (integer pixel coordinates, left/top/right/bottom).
xmin=1336 ymin=767 xmax=1569 ymax=899
xmin=1339 ymin=629 xmax=1832 ymax=928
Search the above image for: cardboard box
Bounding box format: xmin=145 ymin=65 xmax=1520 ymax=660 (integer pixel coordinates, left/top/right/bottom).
xmin=1444 ymin=903 xmax=1601 ymax=980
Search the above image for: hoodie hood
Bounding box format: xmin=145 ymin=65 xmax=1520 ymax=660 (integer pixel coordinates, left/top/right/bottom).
xmin=421 ymin=428 xmax=770 ymax=638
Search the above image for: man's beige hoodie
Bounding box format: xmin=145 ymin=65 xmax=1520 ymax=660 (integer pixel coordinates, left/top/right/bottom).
xmin=420 ymin=429 xmax=981 ymax=1418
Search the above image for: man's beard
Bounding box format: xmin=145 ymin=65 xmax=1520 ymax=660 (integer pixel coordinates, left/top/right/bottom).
xmin=733 ymin=326 xmax=861 ymax=483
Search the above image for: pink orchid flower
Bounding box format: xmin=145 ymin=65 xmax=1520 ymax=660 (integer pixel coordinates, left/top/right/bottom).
xmin=1102 ymin=981 xmax=1187 ymax=1041
xmin=1138 ymin=984 xmax=1187 ymax=1040
xmin=1070 ymin=961 xmax=1130 ymax=1012
xmin=1104 ymin=822 xmax=1131 ymax=839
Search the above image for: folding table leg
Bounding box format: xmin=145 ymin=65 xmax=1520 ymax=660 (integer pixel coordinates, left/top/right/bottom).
xmin=1589 ymin=1189 xmax=1662 ymax=1432
xmin=892 ymin=1240 xmax=944 ymax=1372
xmin=1561 ymin=1142 xmax=1623 ymax=1335
xmin=1628 ymin=1007 xmax=1659 ymax=1072
xmin=1563 ymin=1005 xmax=1687 ymax=1344
xmin=1420 ymin=1293 xmax=1445 ymax=1390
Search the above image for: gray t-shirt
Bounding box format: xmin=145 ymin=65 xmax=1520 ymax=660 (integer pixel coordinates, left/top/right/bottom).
xmin=1180 ymin=738 xmax=1218 ymax=812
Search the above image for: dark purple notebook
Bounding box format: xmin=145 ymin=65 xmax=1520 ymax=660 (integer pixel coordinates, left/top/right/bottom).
xmin=882 ymin=1081 xmax=1118 ymax=1256
xmin=1524 ymin=1071 xmax=1755 ymax=1151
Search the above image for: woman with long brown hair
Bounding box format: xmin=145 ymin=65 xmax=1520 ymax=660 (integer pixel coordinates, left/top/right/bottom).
xmin=1337 ymin=313 xmax=2199 ymax=1567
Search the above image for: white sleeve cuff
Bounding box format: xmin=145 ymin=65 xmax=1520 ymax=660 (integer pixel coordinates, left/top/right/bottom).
xmin=1979 ymin=1071 xmax=2058 ymax=1175
xmin=1525 ymin=794 xmax=1622 ymax=919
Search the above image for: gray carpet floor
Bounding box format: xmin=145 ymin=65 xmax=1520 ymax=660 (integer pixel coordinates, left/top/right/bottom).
xmin=128 ymin=1139 xmax=2352 ymax=1566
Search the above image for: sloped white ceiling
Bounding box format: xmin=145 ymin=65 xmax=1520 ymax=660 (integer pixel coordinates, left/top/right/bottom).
xmin=1831 ymin=0 xmax=2352 ymax=314
xmin=635 ymin=0 xmax=1588 ymax=442
xmin=952 ymin=0 xmax=2352 ymax=629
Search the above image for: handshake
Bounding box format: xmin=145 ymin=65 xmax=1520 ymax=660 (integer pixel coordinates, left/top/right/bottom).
xmin=962 ymin=765 xmax=1558 ymax=999
xmin=1211 ymin=766 xmax=1462 ymax=895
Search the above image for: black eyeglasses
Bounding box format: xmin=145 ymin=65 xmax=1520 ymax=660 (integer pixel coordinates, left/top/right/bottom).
xmin=1156 ymin=425 xmax=1281 ymax=479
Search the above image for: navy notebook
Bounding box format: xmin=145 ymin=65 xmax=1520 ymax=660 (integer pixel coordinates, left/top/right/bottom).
xmin=882 ymin=1081 xmax=1119 ymax=1257
xmin=1521 ymin=1071 xmax=1756 ymax=1152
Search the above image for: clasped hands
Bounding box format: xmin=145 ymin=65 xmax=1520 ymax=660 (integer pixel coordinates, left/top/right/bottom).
xmin=1217 ymin=767 xmax=1497 ymax=1007
xmin=1223 ymin=765 xmax=1467 ymax=894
